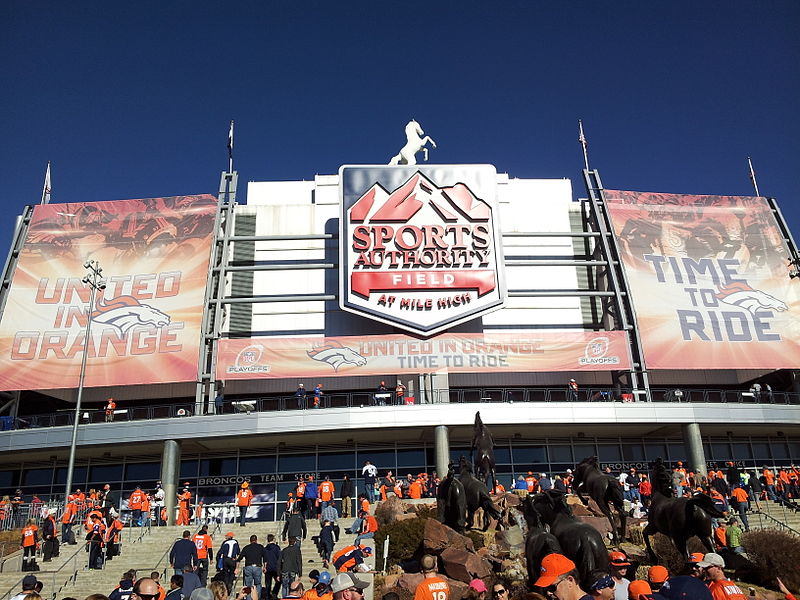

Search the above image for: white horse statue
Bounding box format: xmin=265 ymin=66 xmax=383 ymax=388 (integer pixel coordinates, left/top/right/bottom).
xmin=389 ymin=119 xmax=437 ymax=165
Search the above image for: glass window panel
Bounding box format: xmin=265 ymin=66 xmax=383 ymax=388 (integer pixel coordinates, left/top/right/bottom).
xmin=494 ymin=445 xmax=511 ymax=464
xmin=573 ymin=444 xmax=596 ymax=462
xmin=512 ymin=446 xmax=547 ymax=465
xmin=23 ymin=468 xmax=52 ymax=486
xmin=89 ymin=464 xmax=123 ymax=483
xmin=278 ymin=453 xmax=316 ymax=474
xmin=549 ymin=446 xmax=573 ymax=463
xmin=319 ymin=452 xmax=355 ymax=472
xmin=711 ymin=443 xmax=730 ymax=461
xmin=449 ymin=447 xmax=471 ymax=464
xmin=731 ymin=443 xmax=752 ymax=460
xmin=125 ymin=463 xmax=160 ymax=481
xmin=789 ymin=442 xmax=800 ymax=461
xmin=752 ymin=443 xmax=771 ymax=459
xmin=771 ymin=441 xmax=789 ymax=459
xmin=200 ymin=458 xmax=238 ymax=477
xmin=396 ymin=449 xmax=426 ymax=467
xmin=622 ymin=443 xmax=646 ymax=462
xmin=0 ymin=471 xmax=17 ymax=487
xmin=239 ymin=456 xmax=276 ymax=475
xmin=598 ymin=444 xmax=622 ymax=462
xmin=356 ymin=450 xmax=396 ymax=471
xmin=55 ymin=466 xmax=87 ymax=486
xmin=667 ymin=443 xmax=686 ymax=461
xmin=180 ymin=460 xmax=198 ymax=479
xmin=645 ymin=444 xmax=668 ymax=461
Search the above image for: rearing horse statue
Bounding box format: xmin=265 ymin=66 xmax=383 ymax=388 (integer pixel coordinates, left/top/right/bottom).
xmin=389 ymin=119 xmax=437 ymax=165
xmin=573 ymin=455 xmax=627 ymax=544
xmin=471 ymin=411 xmax=496 ymax=491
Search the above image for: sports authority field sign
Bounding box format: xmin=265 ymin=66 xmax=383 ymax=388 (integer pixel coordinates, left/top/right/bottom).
xmin=340 ymin=165 xmax=506 ymax=336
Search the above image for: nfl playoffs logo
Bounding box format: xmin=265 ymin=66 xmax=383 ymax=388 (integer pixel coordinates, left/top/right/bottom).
xmin=339 ymin=165 xmax=506 ymax=336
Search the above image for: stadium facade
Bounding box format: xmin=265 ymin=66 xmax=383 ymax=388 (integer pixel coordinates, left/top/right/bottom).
xmin=0 ymin=162 xmax=798 ymax=522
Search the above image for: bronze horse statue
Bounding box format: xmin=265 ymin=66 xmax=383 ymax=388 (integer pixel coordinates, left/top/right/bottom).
xmin=471 ymin=411 xmax=496 ymax=491
xmin=531 ymin=489 xmax=610 ymax=591
xmin=643 ymin=458 xmax=724 ymax=562
xmin=458 ymin=456 xmax=502 ymax=531
xmin=520 ymin=495 xmax=564 ymax=592
xmin=437 ymin=463 xmax=467 ymax=532
xmin=573 ymin=455 xmax=627 ymax=543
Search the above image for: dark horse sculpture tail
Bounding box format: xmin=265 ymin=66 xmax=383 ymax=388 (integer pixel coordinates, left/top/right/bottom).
xmin=472 ymin=411 xmax=496 ymax=491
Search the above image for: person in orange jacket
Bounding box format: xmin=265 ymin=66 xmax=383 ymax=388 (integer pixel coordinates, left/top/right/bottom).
xmin=60 ymin=498 xmax=78 ymax=544
xmin=20 ymin=518 xmax=39 ymax=570
xmin=236 ymin=482 xmax=254 ymax=527
xmin=141 ymin=493 xmax=152 ymax=528
xmin=105 ymin=515 xmax=124 ymax=560
xmin=86 ymin=513 xmax=106 ymax=569
xmin=319 ymin=476 xmax=335 ymax=510
xmin=128 ymin=485 xmax=144 ymax=526
xmin=193 ymin=524 xmax=214 ymax=586
xmin=177 ymin=487 xmax=192 ymax=526
xmin=408 ymin=478 xmax=423 ymax=499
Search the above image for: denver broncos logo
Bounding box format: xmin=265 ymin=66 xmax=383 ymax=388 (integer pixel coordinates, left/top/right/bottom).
xmin=716 ymin=282 xmax=788 ymax=315
xmin=92 ymin=295 xmax=171 ymax=335
xmin=307 ymin=340 xmax=368 ymax=371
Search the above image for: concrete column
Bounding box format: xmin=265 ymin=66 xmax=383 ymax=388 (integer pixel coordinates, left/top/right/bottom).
xmin=434 ymin=425 xmax=450 ymax=480
xmin=161 ymin=439 xmax=181 ymax=526
xmin=682 ymin=422 xmax=707 ymax=479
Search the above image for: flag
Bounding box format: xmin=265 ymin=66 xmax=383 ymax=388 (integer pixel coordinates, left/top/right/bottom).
xmin=578 ymin=120 xmax=590 ymax=170
xmin=41 ymin=161 xmax=51 ymax=205
xmin=227 ymin=120 xmax=234 ymax=159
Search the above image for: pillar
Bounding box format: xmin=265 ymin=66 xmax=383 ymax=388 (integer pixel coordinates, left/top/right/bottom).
xmin=682 ymin=422 xmax=707 ymax=479
xmin=434 ymin=425 xmax=450 ymax=479
xmin=161 ymin=439 xmax=181 ymax=526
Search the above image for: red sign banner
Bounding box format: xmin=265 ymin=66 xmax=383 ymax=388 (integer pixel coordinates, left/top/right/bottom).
xmin=350 ymin=270 xmax=496 ymax=297
xmin=216 ymin=331 xmax=631 ymax=379
xmin=0 ymin=196 xmax=217 ymax=390
xmin=605 ymin=190 xmax=800 ymax=369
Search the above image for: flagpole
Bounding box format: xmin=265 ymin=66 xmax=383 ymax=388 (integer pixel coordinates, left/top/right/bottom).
xmin=227 ymin=120 xmax=234 ymax=174
xmin=747 ymin=156 xmax=761 ymax=197
xmin=578 ymin=120 xmax=590 ymax=171
xmin=40 ymin=161 xmax=51 ymax=205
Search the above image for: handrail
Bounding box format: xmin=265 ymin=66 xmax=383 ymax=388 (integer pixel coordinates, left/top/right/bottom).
xmin=754 ymin=508 xmax=800 ymax=537
xmin=5 ymin=387 xmax=800 ymax=433
xmin=46 ymin=541 xmax=92 ymax=600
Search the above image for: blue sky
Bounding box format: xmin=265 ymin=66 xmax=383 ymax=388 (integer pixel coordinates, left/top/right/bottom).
xmin=2 ymin=1 xmax=799 ymax=255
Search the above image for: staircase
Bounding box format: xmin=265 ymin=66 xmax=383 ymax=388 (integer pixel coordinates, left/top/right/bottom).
xmin=748 ymin=499 xmax=800 ymax=534
xmin=2 ymin=517 xmax=370 ymax=600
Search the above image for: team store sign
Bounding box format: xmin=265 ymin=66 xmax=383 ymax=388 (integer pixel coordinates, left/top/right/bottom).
xmin=339 ymin=165 xmax=506 ymax=336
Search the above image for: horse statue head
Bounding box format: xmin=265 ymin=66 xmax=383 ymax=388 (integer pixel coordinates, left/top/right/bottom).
xmin=532 ymin=489 xmax=571 ymax=525
xmin=520 ymin=495 xmax=545 ymax=530
xmin=405 ymin=119 xmax=424 ymax=139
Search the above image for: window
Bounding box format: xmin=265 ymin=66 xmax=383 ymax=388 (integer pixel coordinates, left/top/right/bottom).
xmin=645 ymin=443 xmax=668 ymax=461
xmin=622 ymin=443 xmax=645 ymax=462
xmin=180 ymin=460 xmax=198 ymax=479
xmin=200 ymin=458 xmax=238 ymax=477
xmin=23 ymin=468 xmax=52 ymax=486
xmin=88 ymin=464 xmax=123 ymax=483
xmin=512 ymin=445 xmax=547 ymax=465
xmin=125 ymin=463 xmax=160 ymax=481
xmin=396 ymin=449 xmax=426 ymax=467
xmin=549 ymin=446 xmax=573 ymax=463
xmin=710 ymin=443 xmax=730 ymax=461
xmin=239 ymin=456 xmax=276 ymax=475
xmin=731 ymin=443 xmax=752 ymax=460
xmin=278 ymin=453 xmax=315 ymax=474
xmin=597 ymin=444 xmax=622 ymax=462
xmin=55 ymin=466 xmax=87 ymax=486
xmin=319 ymin=452 xmax=355 ymax=472
xmin=493 ymin=444 xmax=511 ymax=464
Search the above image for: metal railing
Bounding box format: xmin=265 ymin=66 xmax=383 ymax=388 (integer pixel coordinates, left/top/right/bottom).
xmin=4 ymin=387 xmax=798 ymax=432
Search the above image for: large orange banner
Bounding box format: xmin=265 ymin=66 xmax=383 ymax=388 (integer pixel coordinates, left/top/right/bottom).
xmin=605 ymin=190 xmax=800 ymax=369
xmin=0 ymin=196 xmax=217 ymax=390
xmin=216 ymin=331 xmax=631 ymax=379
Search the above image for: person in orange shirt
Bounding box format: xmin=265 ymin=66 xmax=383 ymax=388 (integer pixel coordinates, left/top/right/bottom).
xmin=105 ymin=515 xmax=124 ymax=560
xmin=698 ymin=553 xmax=748 ymax=599
xmin=409 ymin=478 xmax=423 ymax=499
xmin=492 ymin=480 xmax=505 ymax=495
xmin=359 ymin=495 xmax=370 ymax=515
xmin=129 ymin=485 xmax=144 ymax=526
xmin=236 ymin=482 xmax=254 ymax=527
xmin=20 ymin=518 xmax=39 ymax=570
xmin=393 ymin=480 xmax=403 ymax=498
xmin=413 ymin=554 xmax=449 ymax=600
xmin=525 ymin=471 xmax=538 ymax=493
xmin=193 ymin=524 xmax=214 ymax=586
xmin=86 ymin=514 xmax=106 ymax=569
xmin=713 ymin=521 xmax=727 ymax=551
xmin=762 ymin=466 xmax=777 ymax=500
xmin=354 ymin=510 xmax=377 ymax=546
xmin=141 ymin=493 xmax=152 ymax=527
xmin=105 ymin=397 xmax=117 ymax=422
xmin=729 ymin=485 xmax=750 ymax=531
xmin=177 ymin=487 xmax=192 ymax=526
xmin=61 ymin=497 xmax=78 ymax=544
xmin=319 ymin=476 xmax=335 ymax=510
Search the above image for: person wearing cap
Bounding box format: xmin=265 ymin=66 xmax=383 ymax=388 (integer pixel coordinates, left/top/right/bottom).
xmin=468 ymin=579 xmax=487 ymax=600
xmin=608 ymin=552 xmax=631 ymax=600
xmin=585 ymin=574 xmax=615 ymax=599
xmin=697 ymin=553 xmax=747 ymax=599
xmin=216 ymin=531 xmax=240 ymax=594
xmin=331 ymin=544 xmax=372 ymax=573
xmin=177 ymin=487 xmax=192 ymax=526
xmin=413 ymin=554 xmax=449 ymax=600
xmin=331 ymin=572 xmax=370 ymax=600
xmin=9 ymin=574 xmax=40 ymax=600
xmin=278 ymin=537 xmax=303 ymax=598
xmin=626 ymin=581 xmax=652 ymax=599
xmin=567 ymin=378 xmax=579 ymax=401
xmin=236 ymin=482 xmax=254 ymax=527
xmin=539 ymin=473 xmax=553 ymax=491
xmin=302 ymin=570 xmax=333 ymax=600
xmin=41 ymin=508 xmax=59 ymax=561
xmin=533 ymin=553 xmax=589 ymax=599
xmin=646 ymin=566 xmax=668 ymax=592
xmin=686 ymin=553 xmax=705 ymax=578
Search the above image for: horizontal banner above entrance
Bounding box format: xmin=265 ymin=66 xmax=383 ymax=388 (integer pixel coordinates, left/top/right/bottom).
xmin=215 ymin=331 xmax=631 ymax=379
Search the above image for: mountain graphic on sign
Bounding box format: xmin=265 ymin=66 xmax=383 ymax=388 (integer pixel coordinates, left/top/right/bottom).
xmin=349 ymin=172 xmax=490 ymax=223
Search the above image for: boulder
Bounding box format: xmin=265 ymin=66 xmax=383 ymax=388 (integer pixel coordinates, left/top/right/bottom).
xmin=500 ymin=492 xmax=521 ymax=506
xmin=494 ymin=524 xmax=524 ymax=553
xmin=575 ymin=515 xmax=613 ymax=537
xmin=395 ymin=573 xmax=424 ymax=592
xmin=440 ymin=547 xmax=491 ymax=582
xmin=423 ymin=518 xmax=475 ymax=554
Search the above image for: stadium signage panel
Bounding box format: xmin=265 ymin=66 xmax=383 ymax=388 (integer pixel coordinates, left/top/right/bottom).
xmin=339 ymin=165 xmax=506 ymax=336
xmin=216 ymin=331 xmax=630 ymax=379
xmin=0 ymin=196 xmax=217 ymax=390
xmin=605 ymin=190 xmax=800 ymax=369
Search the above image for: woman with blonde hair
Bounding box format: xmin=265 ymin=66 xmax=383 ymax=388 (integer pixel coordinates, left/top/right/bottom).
xmin=209 ymin=580 xmax=228 ymax=600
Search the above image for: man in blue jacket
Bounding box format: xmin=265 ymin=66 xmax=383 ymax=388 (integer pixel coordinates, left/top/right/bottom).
xmin=169 ymin=530 xmax=198 ymax=575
